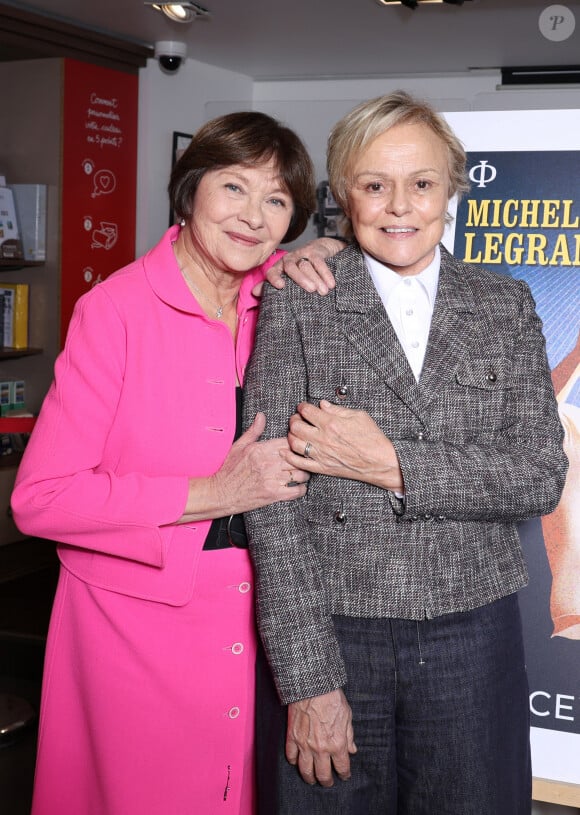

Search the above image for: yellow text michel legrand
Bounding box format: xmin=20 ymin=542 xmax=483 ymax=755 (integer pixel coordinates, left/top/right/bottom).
xmin=462 ymin=198 xmax=580 ymax=266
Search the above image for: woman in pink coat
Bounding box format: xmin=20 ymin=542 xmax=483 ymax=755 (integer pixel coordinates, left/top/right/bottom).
xmin=11 ymin=112 xmax=336 ymax=815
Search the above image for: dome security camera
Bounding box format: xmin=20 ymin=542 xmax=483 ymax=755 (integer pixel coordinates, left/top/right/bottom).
xmin=154 ymin=41 xmax=187 ymax=74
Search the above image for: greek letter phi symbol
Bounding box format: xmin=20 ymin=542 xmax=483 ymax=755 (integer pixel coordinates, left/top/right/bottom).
xmin=469 ymin=160 xmax=497 ymax=188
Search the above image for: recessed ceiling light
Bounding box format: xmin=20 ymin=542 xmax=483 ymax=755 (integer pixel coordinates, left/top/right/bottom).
xmin=375 ymin=0 xmax=471 ymax=6
xmin=144 ymin=2 xmax=211 ymax=24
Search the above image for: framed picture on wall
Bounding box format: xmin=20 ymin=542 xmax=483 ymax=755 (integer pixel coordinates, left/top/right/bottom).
xmin=169 ymin=131 xmax=192 ymax=227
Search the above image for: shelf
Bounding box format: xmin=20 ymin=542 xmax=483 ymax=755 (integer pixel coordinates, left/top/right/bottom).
xmin=0 ymin=348 xmax=42 ymax=360
xmin=0 ymin=417 xmax=36 ymax=434
xmin=0 ymin=259 xmax=44 ymax=272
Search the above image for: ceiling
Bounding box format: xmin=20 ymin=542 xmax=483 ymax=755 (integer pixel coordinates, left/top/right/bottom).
xmin=0 ymin=0 xmax=579 ymax=81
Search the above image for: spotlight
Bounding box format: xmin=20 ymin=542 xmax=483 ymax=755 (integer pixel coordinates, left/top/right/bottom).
xmin=376 ymin=0 xmax=470 ymax=7
xmin=144 ymin=2 xmax=210 ymax=24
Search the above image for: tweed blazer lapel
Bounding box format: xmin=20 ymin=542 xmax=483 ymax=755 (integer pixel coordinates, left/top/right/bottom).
xmin=330 ymin=244 xmax=479 ymax=419
xmin=332 ymin=246 xmax=423 ymax=417
xmin=418 ymin=246 xmax=478 ymax=409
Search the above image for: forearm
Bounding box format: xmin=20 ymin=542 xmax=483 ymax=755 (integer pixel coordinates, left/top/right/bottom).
xmin=332 ymin=431 xmax=404 ymax=493
xmin=244 ymin=283 xmax=346 ymax=703
xmin=394 ymin=437 xmax=566 ymax=523
xmin=247 ymin=504 xmax=348 ymax=703
xmin=178 ymin=474 xmax=234 ymax=523
xmin=12 ymin=455 xmax=188 ymax=564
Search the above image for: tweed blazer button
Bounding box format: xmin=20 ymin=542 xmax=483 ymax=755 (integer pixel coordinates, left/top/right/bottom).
xmin=415 ymin=431 xmax=426 ymax=440
xmin=334 ymin=509 xmax=347 ymax=525
xmin=486 ymin=369 xmax=497 ymax=383
xmin=335 ymin=385 xmax=348 ymax=400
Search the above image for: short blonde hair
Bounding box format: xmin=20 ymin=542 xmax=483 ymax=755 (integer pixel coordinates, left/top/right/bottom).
xmin=327 ymin=90 xmax=470 ymax=238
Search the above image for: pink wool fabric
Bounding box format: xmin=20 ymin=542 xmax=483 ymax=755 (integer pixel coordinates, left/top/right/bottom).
xmin=12 ymin=226 xmax=283 ymax=815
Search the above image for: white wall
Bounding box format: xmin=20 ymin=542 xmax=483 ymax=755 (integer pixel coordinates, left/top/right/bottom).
xmin=136 ymin=64 xmax=580 ymax=252
xmin=252 ymin=74 xmax=580 ymax=245
xmin=252 ymin=72 xmax=580 ymax=170
xmin=136 ymin=57 xmax=253 ymax=255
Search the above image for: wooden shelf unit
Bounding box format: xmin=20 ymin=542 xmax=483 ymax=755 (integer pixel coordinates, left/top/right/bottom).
xmin=0 ymin=347 xmax=42 ymax=360
xmin=0 ymin=259 xmax=44 ymax=272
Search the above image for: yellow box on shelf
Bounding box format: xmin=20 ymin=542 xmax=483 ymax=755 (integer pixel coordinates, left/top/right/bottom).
xmin=0 ymin=282 xmax=29 ymax=349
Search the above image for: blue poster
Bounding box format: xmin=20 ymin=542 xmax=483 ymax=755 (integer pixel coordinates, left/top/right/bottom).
xmin=454 ymin=151 xmax=580 ymax=738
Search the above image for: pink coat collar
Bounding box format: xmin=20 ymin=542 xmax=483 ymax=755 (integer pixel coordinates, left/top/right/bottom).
xmin=144 ymin=225 xmax=278 ymax=316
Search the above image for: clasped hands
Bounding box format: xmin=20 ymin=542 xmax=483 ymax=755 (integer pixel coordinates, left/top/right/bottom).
xmin=281 ymin=399 xmax=404 ymax=493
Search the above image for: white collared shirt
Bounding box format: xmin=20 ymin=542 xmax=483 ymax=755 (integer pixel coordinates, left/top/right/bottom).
xmin=364 ymin=245 xmax=440 ymax=381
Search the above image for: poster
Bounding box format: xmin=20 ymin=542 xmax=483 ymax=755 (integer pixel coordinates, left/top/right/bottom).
xmin=446 ymin=125 xmax=580 ymax=785
xmin=60 ymin=59 xmax=138 ymax=345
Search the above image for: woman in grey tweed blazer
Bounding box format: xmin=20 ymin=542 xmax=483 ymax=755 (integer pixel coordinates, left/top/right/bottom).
xmin=243 ymin=92 xmax=568 ymax=815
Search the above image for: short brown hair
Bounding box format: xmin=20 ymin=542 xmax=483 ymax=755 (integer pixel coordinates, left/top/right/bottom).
xmin=327 ymin=91 xmax=470 ymax=238
xmin=169 ymin=111 xmax=316 ymax=243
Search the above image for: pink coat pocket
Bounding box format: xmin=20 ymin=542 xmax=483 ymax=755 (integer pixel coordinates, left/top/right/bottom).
xmin=57 ymin=522 xmax=210 ymax=606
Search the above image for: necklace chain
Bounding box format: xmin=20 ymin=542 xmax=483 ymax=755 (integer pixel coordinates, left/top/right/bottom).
xmin=174 ymin=240 xmax=239 ymax=319
xmin=181 ymin=272 xmax=238 ymax=319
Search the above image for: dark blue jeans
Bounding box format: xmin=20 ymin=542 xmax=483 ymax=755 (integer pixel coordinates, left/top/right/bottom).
xmin=256 ymin=594 xmax=531 ymax=814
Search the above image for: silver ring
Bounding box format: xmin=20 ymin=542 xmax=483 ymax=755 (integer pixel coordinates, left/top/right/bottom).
xmin=303 ymin=442 xmax=312 ymax=459
xmin=297 ymin=256 xmax=311 ymax=266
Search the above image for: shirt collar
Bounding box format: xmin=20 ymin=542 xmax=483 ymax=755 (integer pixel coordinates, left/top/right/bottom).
xmin=363 ymin=244 xmax=440 ymax=309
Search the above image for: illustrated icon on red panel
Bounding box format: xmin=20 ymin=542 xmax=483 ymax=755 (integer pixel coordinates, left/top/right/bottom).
xmin=91 ymin=221 xmax=118 ymax=250
xmin=83 ymin=266 xmax=103 ymax=287
xmin=92 ymin=169 xmax=117 ymax=198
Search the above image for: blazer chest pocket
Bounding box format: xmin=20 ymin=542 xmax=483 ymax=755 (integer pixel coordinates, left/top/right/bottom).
xmin=455 ymin=356 xmax=513 ymax=391
xmin=450 ymin=356 xmax=513 ymax=441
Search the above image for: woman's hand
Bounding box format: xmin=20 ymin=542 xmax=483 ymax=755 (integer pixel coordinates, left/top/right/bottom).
xmin=282 ymin=400 xmax=404 ymax=493
xmin=254 ymin=237 xmax=345 ymax=297
xmin=286 ymin=689 xmax=356 ymax=787
xmin=179 ymin=412 xmax=309 ymax=522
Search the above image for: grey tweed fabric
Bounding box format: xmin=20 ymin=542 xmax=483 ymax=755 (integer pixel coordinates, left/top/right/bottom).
xmin=243 ymin=243 xmax=568 ymax=704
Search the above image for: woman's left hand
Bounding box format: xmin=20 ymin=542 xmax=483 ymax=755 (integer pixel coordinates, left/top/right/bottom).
xmin=282 ymin=400 xmax=404 ymax=493
xmin=253 ymin=238 xmax=344 ymax=297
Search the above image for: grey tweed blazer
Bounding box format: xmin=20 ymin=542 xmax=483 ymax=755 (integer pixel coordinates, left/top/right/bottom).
xmin=243 ymin=244 xmax=568 ymax=704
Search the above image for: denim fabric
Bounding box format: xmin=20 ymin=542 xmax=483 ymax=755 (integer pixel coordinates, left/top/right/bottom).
xmin=256 ymin=594 xmax=531 ymax=815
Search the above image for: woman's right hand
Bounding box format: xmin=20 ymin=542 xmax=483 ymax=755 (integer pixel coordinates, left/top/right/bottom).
xmin=179 ymin=412 xmax=309 ymax=523
xmin=257 ymin=238 xmax=344 ymax=296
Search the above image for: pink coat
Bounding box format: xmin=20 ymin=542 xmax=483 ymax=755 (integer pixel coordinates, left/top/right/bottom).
xmin=11 ymin=226 xmax=283 ymax=814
